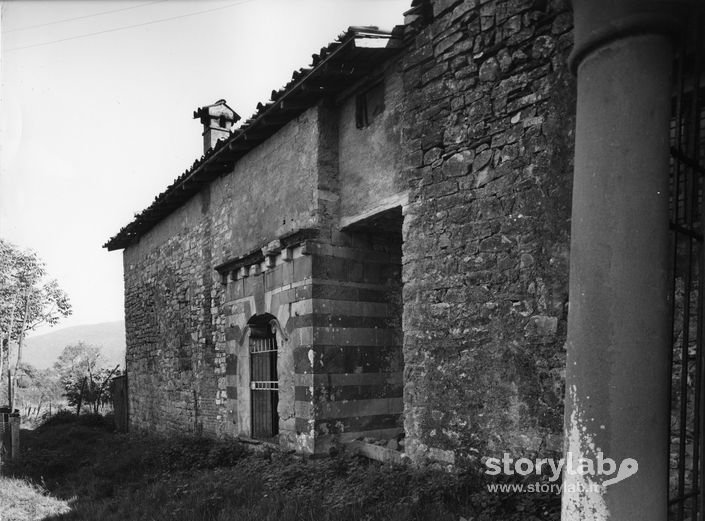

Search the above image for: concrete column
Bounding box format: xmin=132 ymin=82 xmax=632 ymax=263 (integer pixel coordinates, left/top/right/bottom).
xmin=563 ymin=2 xmax=683 ymax=520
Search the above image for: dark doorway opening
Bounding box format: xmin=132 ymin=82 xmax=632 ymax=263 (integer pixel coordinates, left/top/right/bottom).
xmin=249 ymin=314 xmax=279 ymax=440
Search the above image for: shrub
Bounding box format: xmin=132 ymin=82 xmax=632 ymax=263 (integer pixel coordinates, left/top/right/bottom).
xmin=205 ymin=441 xmax=247 ymax=468
xmin=154 ymin=437 xmax=248 ymax=471
xmin=76 ymin=413 xmax=108 ymax=428
xmin=8 ymin=421 xmax=561 ymax=521
xmin=36 ymin=409 xmax=76 ymax=430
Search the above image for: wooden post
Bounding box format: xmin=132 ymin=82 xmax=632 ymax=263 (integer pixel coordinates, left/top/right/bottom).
xmin=0 ymin=413 xmax=5 ymax=470
xmin=7 ymin=369 xmax=12 ymax=412
xmin=10 ymin=414 xmax=19 ymax=461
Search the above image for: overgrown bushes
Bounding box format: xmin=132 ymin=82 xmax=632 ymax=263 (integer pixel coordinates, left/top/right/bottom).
xmin=154 ymin=436 xmax=248 ymax=471
xmin=5 ymin=414 xmax=560 ymax=520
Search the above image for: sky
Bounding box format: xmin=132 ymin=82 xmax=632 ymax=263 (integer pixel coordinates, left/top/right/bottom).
xmin=0 ymin=0 xmax=410 ymax=336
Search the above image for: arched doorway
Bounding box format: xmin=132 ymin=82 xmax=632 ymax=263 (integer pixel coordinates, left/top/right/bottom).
xmin=247 ymin=313 xmax=279 ymax=440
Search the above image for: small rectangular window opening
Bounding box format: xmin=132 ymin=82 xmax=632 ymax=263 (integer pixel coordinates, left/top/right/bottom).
xmin=356 ymin=82 xmax=385 ymax=129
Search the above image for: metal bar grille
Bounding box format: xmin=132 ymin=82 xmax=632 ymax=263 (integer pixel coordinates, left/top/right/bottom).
xmin=249 ymin=326 xmax=279 ymax=439
xmin=669 ymin=7 xmax=705 ymax=520
xmin=249 ymin=336 xmax=278 ymax=353
xmin=250 ymin=381 xmax=279 ymax=391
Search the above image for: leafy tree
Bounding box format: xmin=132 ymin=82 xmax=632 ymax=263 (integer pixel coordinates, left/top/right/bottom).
xmin=54 ymin=342 xmax=104 ymax=379
xmin=0 ymin=239 xmax=72 ymax=408
xmin=54 ymin=342 xmax=120 ymax=414
xmin=14 ymin=363 xmax=64 ymax=419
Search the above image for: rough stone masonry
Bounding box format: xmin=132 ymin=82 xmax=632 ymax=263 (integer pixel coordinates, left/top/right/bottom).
xmin=399 ymin=0 xmax=575 ymax=465
xmin=108 ymin=0 xmax=576 ymax=466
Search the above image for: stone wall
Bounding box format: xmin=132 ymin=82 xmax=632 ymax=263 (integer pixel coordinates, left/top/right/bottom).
xmin=123 ymin=68 xmax=407 ymax=446
xmin=123 ymin=191 xmax=218 ymax=435
xmin=123 ymin=107 xmax=323 ymax=436
xmin=400 ymin=0 xmax=575 ymax=464
xmin=122 ymin=0 xmax=577 ymax=464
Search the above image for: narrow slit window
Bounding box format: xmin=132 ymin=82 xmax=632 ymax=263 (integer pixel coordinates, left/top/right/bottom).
xmin=356 ymin=82 xmax=385 ymax=128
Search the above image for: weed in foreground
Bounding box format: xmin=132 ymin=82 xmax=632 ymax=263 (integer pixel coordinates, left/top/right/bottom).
xmin=3 ymin=414 xmax=560 ymax=521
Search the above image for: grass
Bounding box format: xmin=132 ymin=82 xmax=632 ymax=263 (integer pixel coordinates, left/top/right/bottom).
xmin=0 ymin=477 xmax=70 ymax=520
xmin=0 ymin=414 xmax=560 ymax=520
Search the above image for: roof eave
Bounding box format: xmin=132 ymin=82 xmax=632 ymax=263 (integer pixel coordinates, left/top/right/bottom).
xmin=104 ymin=27 xmax=404 ymax=252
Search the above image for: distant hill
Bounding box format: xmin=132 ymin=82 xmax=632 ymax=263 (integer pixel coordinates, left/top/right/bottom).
xmin=23 ymin=321 xmax=126 ymax=370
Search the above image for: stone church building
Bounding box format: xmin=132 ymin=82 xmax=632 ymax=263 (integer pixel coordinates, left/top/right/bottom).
xmin=106 ymin=0 xmax=702 ymax=519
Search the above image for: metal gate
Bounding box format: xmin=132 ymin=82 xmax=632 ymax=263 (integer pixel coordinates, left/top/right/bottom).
xmin=669 ymin=6 xmax=705 ymax=520
xmin=249 ymin=322 xmax=278 ymax=439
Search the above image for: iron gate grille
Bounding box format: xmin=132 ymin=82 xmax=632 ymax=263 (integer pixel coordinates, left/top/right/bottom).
xmin=249 ymin=326 xmax=278 ymax=439
xmin=669 ymin=6 xmax=705 ymax=520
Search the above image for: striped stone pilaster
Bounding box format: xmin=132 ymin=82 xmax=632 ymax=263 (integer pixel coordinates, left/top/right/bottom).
xmin=218 ymin=231 xmax=403 ymax=454
xmin=294 ymin=234 xmax=404 ymax=453
xmin=219 ymin=243 xmax=316 ymax=452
